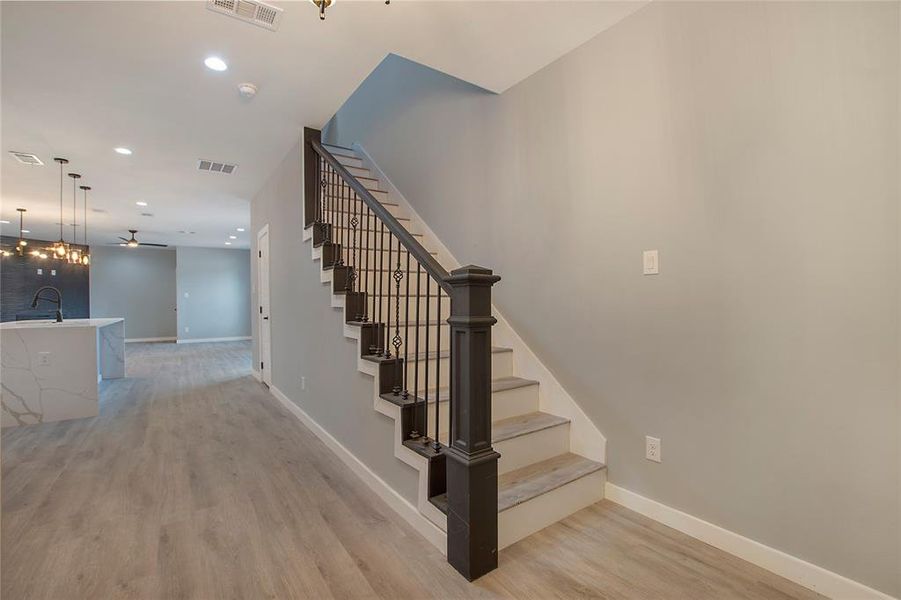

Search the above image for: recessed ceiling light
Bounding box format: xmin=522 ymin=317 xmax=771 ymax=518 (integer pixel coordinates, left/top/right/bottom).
xmin=225 ymin=242 xmax=232 ymax=245
xmin=21 ymin=229 xmax=30 ymax=233
xmin=136 ymin=201 xmax=148 ymax=206
xmin=236 ymin=227 xmax=245 ymax=232
xmin=204 ymin=56 xmax=228 ymax=72
xmin=229 ymin=235 xmax=237 ymax=239
xmin=114 ymin=147 xmax=133 ymax=155
xmin=0 ymin=220 xmax=9 ymax=224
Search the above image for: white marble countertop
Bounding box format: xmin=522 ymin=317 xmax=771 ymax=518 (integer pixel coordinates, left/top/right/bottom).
xmin=1 ymin=318 xmax=124 ymax=330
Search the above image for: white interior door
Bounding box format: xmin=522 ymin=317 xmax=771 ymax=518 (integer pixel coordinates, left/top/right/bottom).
xmin=257 ymin=225 xmax=272 ymax=386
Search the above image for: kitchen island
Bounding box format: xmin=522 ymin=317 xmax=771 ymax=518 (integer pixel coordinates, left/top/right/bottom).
xmin=1 ymin=318 xmax=124 ymax=427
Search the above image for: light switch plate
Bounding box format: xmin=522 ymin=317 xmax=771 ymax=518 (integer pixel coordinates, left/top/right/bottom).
xmin=643 ymin=250 xmax=659 ymax=275
xmin=36 ymin=268 xmax=43 ymax=275
xmin=50 ymin=270 xmax=56 ymax=276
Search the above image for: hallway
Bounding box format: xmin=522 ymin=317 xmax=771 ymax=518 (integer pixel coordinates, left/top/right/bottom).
xmin=1 ymin=342 xmax=821 ymax=599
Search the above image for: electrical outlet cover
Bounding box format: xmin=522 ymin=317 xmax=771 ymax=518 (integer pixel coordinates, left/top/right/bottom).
xmin=646 ymin=436 xmax=661 ymax=463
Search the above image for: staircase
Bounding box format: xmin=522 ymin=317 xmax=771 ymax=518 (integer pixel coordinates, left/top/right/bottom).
xmin=301 ymin=129 xmax=606 ymax=580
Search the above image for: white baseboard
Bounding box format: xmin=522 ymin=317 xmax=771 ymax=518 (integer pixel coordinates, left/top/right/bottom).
xmin=176 ymin=336 xmax=251 ymax=344
xmin=267 ymin=384 xmax=446 ymax=553
xmin=604 ymin=483 xmax=897 ymax=600
xmin=125 ymin=337 xmax=176 ymax=343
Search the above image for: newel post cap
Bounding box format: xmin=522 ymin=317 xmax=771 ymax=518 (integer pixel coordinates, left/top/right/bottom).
xmin=447 ymin=265 xmax=501 ymax=286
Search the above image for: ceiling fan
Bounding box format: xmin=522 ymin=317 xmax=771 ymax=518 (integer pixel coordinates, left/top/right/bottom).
xmin=117 ymin=229 xmax=168 ymax=248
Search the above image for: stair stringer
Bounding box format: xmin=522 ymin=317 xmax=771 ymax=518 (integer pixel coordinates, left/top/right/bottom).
xmin=350 ymin=142 xmax=607 ymax=464
xmin=305 ymin=229 xmax=450 ymax=544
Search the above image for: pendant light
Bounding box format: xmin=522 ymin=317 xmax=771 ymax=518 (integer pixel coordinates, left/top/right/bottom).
xmin=79 ymin=185 xmax=91 ymax=265
xmin=67 ymin=172 xmax=82 ymax=264
xmin=15 ymin=208 xmax=27 ymax=255
xmin=51 ymin=158 xmax=69 ymax=258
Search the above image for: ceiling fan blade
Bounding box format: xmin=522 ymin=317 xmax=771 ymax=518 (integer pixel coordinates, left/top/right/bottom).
xmin=118 ymin=237 xmax=130 ymax=242
xmin=138 ymin=243 xmax=169 ymax=247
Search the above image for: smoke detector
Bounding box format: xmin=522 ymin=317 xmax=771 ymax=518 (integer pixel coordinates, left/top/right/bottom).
xmin=207 ymin=0 xmax=283 ymax=31
xmin=9 ymin=151 xmax=43 ymax=166
xmin=238 ymin=83 xmax=258 ymax=99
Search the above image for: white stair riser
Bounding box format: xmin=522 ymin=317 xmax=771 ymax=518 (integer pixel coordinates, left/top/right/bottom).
xmin=498 ymin=469 xmax=606 ymax=550
xmin=495 ymin=422 xmax=570 ymax=475
xmin=397 ymin=350 xmax=513 ymax=385
xmin=364 ymin=296 xmax=450 ymax=323
xmin=322 ymin=184 xmax=388 ymax=201
xmin=491 ymin=384 xmax=539 ymax=421
xmin=332 ymin=248 xmax=438 ymax=267
xmin=354 ymin=269 xmax=436 ymax=291
xmin=321 ymin=213 xmax=412 ymax=229
xmin=321 ymin=200 xmax=402 ymax=218
xmin=333 ymin=154 xmax=363 ymax=168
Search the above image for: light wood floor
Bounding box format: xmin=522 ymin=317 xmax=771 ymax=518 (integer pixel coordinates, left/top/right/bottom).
xmin=2 ymin=341 xmax=822 ymax=600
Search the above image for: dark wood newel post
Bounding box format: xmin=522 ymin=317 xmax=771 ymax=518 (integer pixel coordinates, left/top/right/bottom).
xmin=303 ymin=127 xmax=321 ymax=229
xmin=445 ymin=265 xmax=501 ymax=581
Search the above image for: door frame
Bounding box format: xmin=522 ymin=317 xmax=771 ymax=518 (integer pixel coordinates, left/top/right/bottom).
xmin=257 ymin=224 xmax=272 ymax=386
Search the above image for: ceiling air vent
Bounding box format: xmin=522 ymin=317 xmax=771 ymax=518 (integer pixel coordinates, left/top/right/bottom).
xmin=9 ymin=151 xmax=44 ymax=166
xmin=206 ymin=0 xmax=283 ymax=31
xmin=198 ymin=159 xmax=238 ymax=175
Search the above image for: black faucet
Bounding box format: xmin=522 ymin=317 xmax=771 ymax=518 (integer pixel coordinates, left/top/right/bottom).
xmin=31 ymin=286 xmax=63 ymax=323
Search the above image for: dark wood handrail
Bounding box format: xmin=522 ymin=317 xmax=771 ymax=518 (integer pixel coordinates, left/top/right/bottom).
xmin=310 ymin=139 xmax=452 ymax=293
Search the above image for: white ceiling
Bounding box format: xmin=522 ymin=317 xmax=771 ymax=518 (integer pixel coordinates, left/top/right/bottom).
xmin=0 ymin=0 xmax=646 ymax=250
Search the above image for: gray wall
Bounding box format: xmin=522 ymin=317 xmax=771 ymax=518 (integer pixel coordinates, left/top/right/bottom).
xmin=324 ymin=3 xmax=900 ymax=596
xmin=250 ymin=141 xmax=419 ymax=504
xmin=176 ymin=246 xmax=251 ymax=341
xmin=90 ymin=246 xmax=176 ymax=340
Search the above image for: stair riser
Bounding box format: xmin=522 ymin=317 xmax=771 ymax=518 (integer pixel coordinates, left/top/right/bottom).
xmin=332 ymin=154 xmax=363 ymax=168
xmin=495 ymin=422 xmax=571 ymax=475
xmin=321 ymin=213 xmax=411 ymax=229
xmin=322 ymin=184 xmax=388 ymax=201
xmin=329 ymin=248 xmax=438 ymax=268
xmin=363 ymin=297 xmax=451 ymax=323
xmin=320 ymin=199 xmax=402 ymax=218
xmin=389 ymin=351 xmax=513 ymax=386
xmin=339 ymin=164 xmax=370 ymax=178
xmin=491 ymin=384 xmax=539 ymax=420
xmin=353 ymin=270 xmax=435 ymax=291
xmin=498 ymin=469 xmax=606 ymax=550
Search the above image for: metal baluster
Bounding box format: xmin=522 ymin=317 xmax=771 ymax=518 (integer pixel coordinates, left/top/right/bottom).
xmin=364 ymin=203 xmax=371 ymax=323
xmin=412 ymin=262 xmax=421 ymax=439
xmin=434 ymin=287 xmax=441 ymax=450
xmin=377 ymin=221 xmax=386 ymax=355
xmin=391 ymin=236 xmax=403 ymax=393
xmin=385 ymin=233 xmax=393 ymax=359
xmin=447 ymin=288 xmax=453 ymax=449
xmin=349 ymin=190 xmax=359 ymax=301
xmin=424 ymin=275 xmax=431 ymax=444
xmin=403 ymin=250 xmax=411 ymax=404
xmin=338 ymin=174 xmax=345 ymax=266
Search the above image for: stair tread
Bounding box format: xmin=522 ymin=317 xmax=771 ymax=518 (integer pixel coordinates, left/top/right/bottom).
xmin=497 ymin=453 xmax=605 ymax=513
xmin=492 ymin=411 xmax=569 ymax=443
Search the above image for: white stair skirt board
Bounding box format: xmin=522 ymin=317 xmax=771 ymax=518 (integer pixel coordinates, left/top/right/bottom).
xmin=125 ymin=336 xmax=176 ymax=343
xmin=605 ymin=483 xmax=897 ymax=600
xmin=268 ymin=384 xmax=446 ymax=553
xmin=176 ymin=336 xmax=252 ymax=344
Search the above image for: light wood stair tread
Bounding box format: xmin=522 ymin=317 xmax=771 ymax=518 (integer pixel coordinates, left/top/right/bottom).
xmin=492 ymin=411 xmax=569 ymax=443
xmin=497 ymin=453 xmax=605 ymax=513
